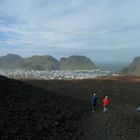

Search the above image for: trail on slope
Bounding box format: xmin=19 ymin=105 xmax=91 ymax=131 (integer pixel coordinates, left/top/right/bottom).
xmin=81 ymin=109 xmax=140 ymax=140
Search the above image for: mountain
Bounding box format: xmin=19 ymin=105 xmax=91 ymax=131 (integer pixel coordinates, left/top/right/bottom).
xmin=0 ymin=54 xmax=60 ymax=70
xmin=23 ymin=55 xmax=60 ymax=70
xmin=121 ymin=56 xmax=140 ymax=75
xmin=0 ymin=54 xmax=24 ymax=69
xmin=60 ymin=55 xmax=96 ymax=70
xmin=0 ymin=54 xmax=97 ymax=70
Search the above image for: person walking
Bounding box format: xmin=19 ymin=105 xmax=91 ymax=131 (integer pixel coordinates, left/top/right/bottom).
xmin=103 ymin=96 xmax=109 ymax=112
xmin=91 ymin=93 xmax=97 ymax=112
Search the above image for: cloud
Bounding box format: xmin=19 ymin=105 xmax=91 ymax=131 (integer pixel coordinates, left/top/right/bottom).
xmin=0 ymin=0 xmax=140 ymax=62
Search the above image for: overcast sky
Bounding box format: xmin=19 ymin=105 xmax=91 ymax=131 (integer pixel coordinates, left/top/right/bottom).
xmin=0 ymin=0 xmax=140 ymax=63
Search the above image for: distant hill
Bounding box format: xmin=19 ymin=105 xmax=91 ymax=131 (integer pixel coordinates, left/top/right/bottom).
xmin=60 ymin=55 xmax=96 ymax=70
xmin=0 ymin=54 xmax=24 ymax=69
xmin=23 ymin=55 xmax=60 ymax=70
xmin=0 ymin=54 xmax=60 ymax=70
xmin=121 ymin=56 xmax=140 ymax=75
xmin=0 ymin=54 xmax=96 ymax=70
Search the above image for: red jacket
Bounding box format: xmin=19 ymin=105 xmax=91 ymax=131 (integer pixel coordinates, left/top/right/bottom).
xmin=103 ymin=98 xmax=109 ymax=106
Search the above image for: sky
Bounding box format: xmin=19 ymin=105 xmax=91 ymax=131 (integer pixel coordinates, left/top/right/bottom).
xmin=0 ymin=0 xmax=140 ymax=64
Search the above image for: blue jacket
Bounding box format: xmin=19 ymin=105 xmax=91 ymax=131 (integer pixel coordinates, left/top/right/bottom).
xmin=92 ymin=95 xmax=97 ymax=105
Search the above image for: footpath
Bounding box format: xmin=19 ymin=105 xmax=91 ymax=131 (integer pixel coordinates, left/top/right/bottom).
xmin=81 ymin=108 xmax=140 ymax=140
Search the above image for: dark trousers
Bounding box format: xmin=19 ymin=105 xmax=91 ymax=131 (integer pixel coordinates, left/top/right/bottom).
xmin=92 ymin=104 xmax=97 ymax=111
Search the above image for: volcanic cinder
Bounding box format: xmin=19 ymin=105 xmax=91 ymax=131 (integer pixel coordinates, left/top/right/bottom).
xmin=23 ymin=76 xmax=140 ymax=140
xmin=0 ymin=75 xmax=140 ymax=140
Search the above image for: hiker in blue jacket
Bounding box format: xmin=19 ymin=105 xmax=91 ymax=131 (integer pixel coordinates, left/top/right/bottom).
xmin=91 ymin=93 xmax=97 ymax=112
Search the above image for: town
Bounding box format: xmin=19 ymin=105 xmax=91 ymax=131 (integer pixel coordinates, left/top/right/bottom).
xmin=0 ymin=69 xmax=113 ymax=80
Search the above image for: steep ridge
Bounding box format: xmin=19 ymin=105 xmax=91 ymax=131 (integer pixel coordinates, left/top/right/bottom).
xmin=0 ymin=76 xmax=90 ymax=139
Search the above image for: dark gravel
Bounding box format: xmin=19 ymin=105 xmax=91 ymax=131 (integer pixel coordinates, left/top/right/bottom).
xmin=24 ymin=77 xmax=140 ymax=140
xmin=0 ymin=76 xmax=90 ymax=140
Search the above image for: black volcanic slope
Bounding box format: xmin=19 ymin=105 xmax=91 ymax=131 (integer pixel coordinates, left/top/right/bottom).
xmin=0 ymin=76 xmax=90 ymax=140
xmin=23 ymin=77 xmax=140 ymax=140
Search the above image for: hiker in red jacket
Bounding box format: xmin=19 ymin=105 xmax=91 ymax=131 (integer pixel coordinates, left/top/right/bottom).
xmin=103 ymin=96 xmax=109 ymax=112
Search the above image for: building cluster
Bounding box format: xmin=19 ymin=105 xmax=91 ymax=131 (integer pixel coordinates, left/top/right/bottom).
xmin=0 ymin=69 xmax=112 ymax=80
